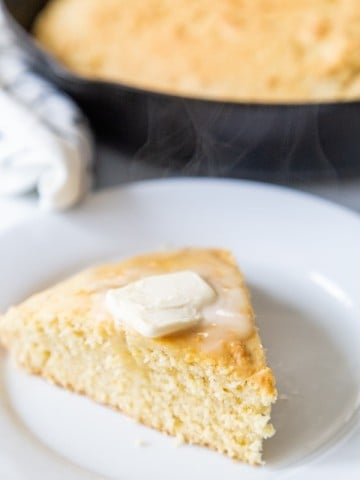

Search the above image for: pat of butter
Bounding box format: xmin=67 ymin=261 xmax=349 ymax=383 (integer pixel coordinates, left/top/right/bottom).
xmin=105 ymin=270 xmax=216 ymax=338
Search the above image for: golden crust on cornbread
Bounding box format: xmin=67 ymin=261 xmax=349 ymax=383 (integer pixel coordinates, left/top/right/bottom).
xmin=34 ymin=0 xmax=360 ymax=102
xmin=0 ymin=248 xmax=276 ymax=465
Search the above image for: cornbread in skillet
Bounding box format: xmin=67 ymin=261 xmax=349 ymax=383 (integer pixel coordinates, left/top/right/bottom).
xmin=0 ymin=248 xmax=276 ymax=465
xmin=34 ymin=0 xmax=360 ymax=102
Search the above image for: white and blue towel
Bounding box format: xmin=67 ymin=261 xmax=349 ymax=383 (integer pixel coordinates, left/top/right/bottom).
xmin=0 ymin=11 xmax=93 ymax=210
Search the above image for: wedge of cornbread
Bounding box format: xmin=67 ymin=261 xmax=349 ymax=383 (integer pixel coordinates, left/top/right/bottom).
xmin=0 ymin=248 xmax=276 ymax=464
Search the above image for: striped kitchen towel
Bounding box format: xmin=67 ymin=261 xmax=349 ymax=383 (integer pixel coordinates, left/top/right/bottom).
xmin=0 ymin=10 xmax=93 ymax=210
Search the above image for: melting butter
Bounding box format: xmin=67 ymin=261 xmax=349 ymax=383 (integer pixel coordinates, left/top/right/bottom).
xmin=105 ymin=270 xmax=216 ymax=337
xmin=104 ymin=267 xmax=254 ymax=344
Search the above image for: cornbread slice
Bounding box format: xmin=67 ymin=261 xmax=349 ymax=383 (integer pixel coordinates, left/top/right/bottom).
xmin=0 ymin=249 xmax=276 ymax=465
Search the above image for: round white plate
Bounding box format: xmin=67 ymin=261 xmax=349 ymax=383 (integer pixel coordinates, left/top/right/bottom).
xmin=0 ymin=179 xmax=359 ymax=480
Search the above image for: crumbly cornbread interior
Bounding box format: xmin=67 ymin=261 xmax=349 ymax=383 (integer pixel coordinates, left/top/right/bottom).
xmin=0 ymin=249 xmax=276 ymax=465
xmin=34 ymin=0 xmax=360 ymax=102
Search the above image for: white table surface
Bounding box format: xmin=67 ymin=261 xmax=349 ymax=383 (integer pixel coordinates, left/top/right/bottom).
xmin=96 ymin=145 xmax=360 ymax=211
xmin=0 ymin=145 xmax=359 ymax=479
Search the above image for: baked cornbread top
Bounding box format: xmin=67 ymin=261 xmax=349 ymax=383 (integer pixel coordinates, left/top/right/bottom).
xmin=89 ymin=249 xmax=255 ymax=344
xmin=1 ymin=249 xmax=273 ymax=390
xmin=34 ymin=0 xmax=360 ymax=102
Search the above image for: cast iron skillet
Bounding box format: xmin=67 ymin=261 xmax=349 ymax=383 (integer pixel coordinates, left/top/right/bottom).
xmin=2 ymin=0 xmax=360 ymax=180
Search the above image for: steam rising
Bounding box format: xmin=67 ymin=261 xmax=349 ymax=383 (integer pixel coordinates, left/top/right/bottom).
xmin=132 ymin=96 xmax=360 ymax=182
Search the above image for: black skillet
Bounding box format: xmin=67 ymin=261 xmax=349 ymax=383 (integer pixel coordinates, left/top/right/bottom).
xmin=2 ymin=0 xmax=360 ymax=180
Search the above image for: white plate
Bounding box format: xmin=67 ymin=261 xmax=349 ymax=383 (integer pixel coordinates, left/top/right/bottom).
xmin=0 ymin=179 xmax=359 ymax=480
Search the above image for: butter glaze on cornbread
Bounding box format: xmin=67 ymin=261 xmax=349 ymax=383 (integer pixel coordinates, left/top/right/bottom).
xmin=34 ymin=0 xmax=360 ymax=102
xmin=0 ymin=249 xmax=276 ymax=464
